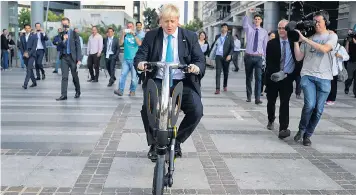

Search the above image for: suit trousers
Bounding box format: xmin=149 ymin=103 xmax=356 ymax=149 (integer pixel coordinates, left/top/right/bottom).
xmin=327 ymin=76 xmax=338 ymax=101
xmin=87 ymin=53 xmax=100 ymax=80
xmin=244 ymin=55 xmax=263 ymax=100
xmin=23 ymin=57 xmax=36 ymax=86
xmin=215 ymin=55 xmax=230 ymax=90
xmin=105 ymin=57 xmax=116 ymax=82
xmin=267 ymin=75 xmax=294 ymax=131
xmin=35 ymin=49 xmax=45 ymax=78
xmin=60 ymin=55 xmax=80 ymax=96
xmin=141 ymin=79 xmax=203 ymax=146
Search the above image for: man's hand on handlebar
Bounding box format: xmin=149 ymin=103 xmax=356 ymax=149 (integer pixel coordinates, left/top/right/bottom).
xmin=138 ymin=61 xmax=148 ymax=71
xmin=187 ymin=64 xmax=200 ymax=75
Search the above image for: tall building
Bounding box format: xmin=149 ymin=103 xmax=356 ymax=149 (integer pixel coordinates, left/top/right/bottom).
xmin=18 ymin=1 xmax=80 ymax=14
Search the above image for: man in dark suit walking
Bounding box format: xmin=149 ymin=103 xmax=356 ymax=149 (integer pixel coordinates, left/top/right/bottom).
xmin=20 ymin=24 xmax=37 ymax=89
xmin=210 ymin=23 xmax=234 ymax=94
xmin=265 ymin=19 xmax=301 ymax=139
xmin=56 ymin=17 xmax=82 ymax=101
xmin=134 ymin=4 xmax=205 ymax=161
xmin=33 ymin=23 xmax=48 ymax=80
xmin=102 ymin=27 xmax=119 ymax=87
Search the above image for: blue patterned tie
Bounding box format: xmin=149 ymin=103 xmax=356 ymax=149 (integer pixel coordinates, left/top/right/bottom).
xmin=166 ymin=35 xmax=173 ymax=87
xmin=253 ymin=29 xmax=258 ymax=52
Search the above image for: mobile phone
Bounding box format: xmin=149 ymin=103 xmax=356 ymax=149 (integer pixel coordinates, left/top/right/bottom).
xmin=124 ymin=29 xmax=131 ymax=33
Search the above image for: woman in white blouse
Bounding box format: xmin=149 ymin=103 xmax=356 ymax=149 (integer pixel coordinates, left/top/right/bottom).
xmin=326 ymin=41 xmax=349 ymax=105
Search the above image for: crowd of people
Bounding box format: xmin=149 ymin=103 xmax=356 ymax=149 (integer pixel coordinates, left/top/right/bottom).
xmin=1 ymin=4 xmax=356 ymax=159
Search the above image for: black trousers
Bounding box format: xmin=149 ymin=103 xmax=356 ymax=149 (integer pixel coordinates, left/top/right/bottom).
xmin=23 ymin=57 xmax=36 ymax=86
xmin=87 ymin=53 xmax=100 ymax=80
xmin=327 ymin=76 xmax=338 ymax=101
xmin=215 ymin=55 xmax=230 ymax=90
xmin=35 ymin=49 xmax=45 ymax=78
xmin=267 ymin=75 xmax=293 ymax=131
xmin=105 ymin=56 xmax=116 ymax=82
xmin=141 ymin=79 xmax=203 ymax=146
xmin=345 ymin=68 xmax=356 ymax=96
xmin=60 ymin=55 xmax=80 ymax=96
xmin=294 ymin=75 xmax=301 ymax=95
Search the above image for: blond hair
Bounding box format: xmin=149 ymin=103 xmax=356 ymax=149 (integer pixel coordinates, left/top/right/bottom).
xmin=159 ymin=4 xmax=180 ymax=19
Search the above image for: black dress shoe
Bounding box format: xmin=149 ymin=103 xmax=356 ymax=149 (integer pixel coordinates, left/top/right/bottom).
xmin=147 ymin=145 xmax=157 ymax=162
xmin=22 ymin=85 xmax=27 ymax=89
xmin=294 ymin=130 xmax=303 ymax=142
xmin=36 ymin=77 xmax=41 ymax=80
xmin=92 ymin=79 xmax=98 ymax=83
xmin=107 ymin=82 xmax=113 ymax=87
xmin=175 ymin=143 xmax=182 ymax=158
xmin=255 ymin=99 xmax=263 ymax=105
xmin=303 ymin=136 xmax=312 ymax=146
xmin=87 ymin=79 xmax=94 ymax=82
xmin=74 ymin=92 xmax=81 ymax=98
xmin=278 ymin=129 xmax=291 ymax=139
xmin=42 ymin=74 xmax=45 ymax=80
xmin=30 ymin=83 xmax=37 ymax=87
xmin=56 ymin=96 xmax=67 ymax=101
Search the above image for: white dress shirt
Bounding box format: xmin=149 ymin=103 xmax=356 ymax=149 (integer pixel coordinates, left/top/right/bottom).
xmin=106 ymin=37 xmax=114 ymax=59
xmin=36 ymin=32 xmax=44 ymax=49
xmin=156 ymin=28 xmax=184 ymax=80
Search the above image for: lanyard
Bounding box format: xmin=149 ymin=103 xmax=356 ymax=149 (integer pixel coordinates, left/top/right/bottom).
xmin=219 ymin=36 xmax=226 ymax=45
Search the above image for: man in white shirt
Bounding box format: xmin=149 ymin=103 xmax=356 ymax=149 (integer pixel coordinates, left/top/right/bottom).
xmin=34 ymin=22 xmax=48 ymax=80
xmin=233 ymin=34 xmax=241 ymax=72
xmin=87 ymin=26 xmax=103 ymax=82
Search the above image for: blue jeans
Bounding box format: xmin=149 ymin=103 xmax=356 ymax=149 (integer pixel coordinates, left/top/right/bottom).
xmin=118 ymin=59 xmax=137 ymax=92
xmin=18 ymin=50 xmax=24 ymax=68
xmin=298 ymin=75 xmax=331 ymax=137
xmin=1 ymin=50 xmax=9 ymax=69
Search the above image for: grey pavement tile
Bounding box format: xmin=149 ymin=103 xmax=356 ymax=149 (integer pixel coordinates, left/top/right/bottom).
xmin=311 ymin=135 xmax=356 ymax=154
xmin=105 ymin=158 xmax=209 ymax=189
xmin=225 ymin=158 xmax=343 ymax=190
xmin=201 ymin=118 xmax=265 ymax=131
xmin=23 ymin=157 xmax=88 ymax=187
xmin=332 ymin=159 xmax=356 ymax=177
xmin=1 ymin=156 xmax=45 ymax=186
xmin=210 ymin=134 xmax=297 ymax=153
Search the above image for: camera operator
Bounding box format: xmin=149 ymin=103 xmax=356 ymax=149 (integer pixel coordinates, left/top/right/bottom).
xmin=344 ymin=32 xmax=356 ymax=97
xmin=293 ymin=11 xmax=338 ymax=146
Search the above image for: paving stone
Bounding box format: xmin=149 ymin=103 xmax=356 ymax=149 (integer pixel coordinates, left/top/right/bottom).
xmin=311 ymin=135 xmax=356 ymax=154
xmin=211 ymin=134 xmax=297 ymax=153
xmin=332 ymin=159 xmax=356 ymax=177
xmin=201 ymin=118 xmax=264 ymax=131
xmin=225 ymin=158 xmax=343 ymax=190
xmin=105 ymin=158 xmax=209 ymax=189
xmin=23 ymin=157 xmax=88 ymax=187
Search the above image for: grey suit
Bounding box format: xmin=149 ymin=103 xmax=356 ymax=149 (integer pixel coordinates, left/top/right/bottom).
xmin=58 ymin=29 xmax=82 ymax=97
xmin=102 ymin=37 xmax=119 ymax=83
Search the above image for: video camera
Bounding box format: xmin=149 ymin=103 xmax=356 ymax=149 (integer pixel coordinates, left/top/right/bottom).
xmin=285 ymin=9 xmax=329 ymax=42
xmin=347 ymin=31 xmax=356 ymax=42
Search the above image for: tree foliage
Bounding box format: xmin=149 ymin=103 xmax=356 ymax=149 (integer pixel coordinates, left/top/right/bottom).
xmin=79 ymin=21 xmax=122 ymax=43
xmin=181 ymin=18 xmax=203 ymax=32
xmin=47 ymin=11 xmax=64 ymax=22
xmin=18 ymin=8 xmax=31 ymax=29
xmin=143 ymin=8 xmax=159 ymax=29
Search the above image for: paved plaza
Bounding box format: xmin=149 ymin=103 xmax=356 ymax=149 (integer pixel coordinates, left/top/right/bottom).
xmin=1 ymin=67 xmax=356 ymax=195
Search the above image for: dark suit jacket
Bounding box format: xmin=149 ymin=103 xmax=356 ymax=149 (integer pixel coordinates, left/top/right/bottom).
xmin=33 ymin=32 xmax=48 ymax=52
xmin=134 ymin=27 xmax=206 ymax=96
xmin=1 ymin=34 xmax=9 ymax=50
xmin=211 ymin=34 xmax=234 ymax=59
xmin=58 ymin=29 xmax=82 ymax=63
xmin=26 ymin=33 xmax=39 ymax=58
xmin=19 ymin=34 xmax=30 ymax=54
xmin=265 ymin=35 xmax=302 ymax=86
xmin=103 ymin=37 xmax=119 ymax=60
